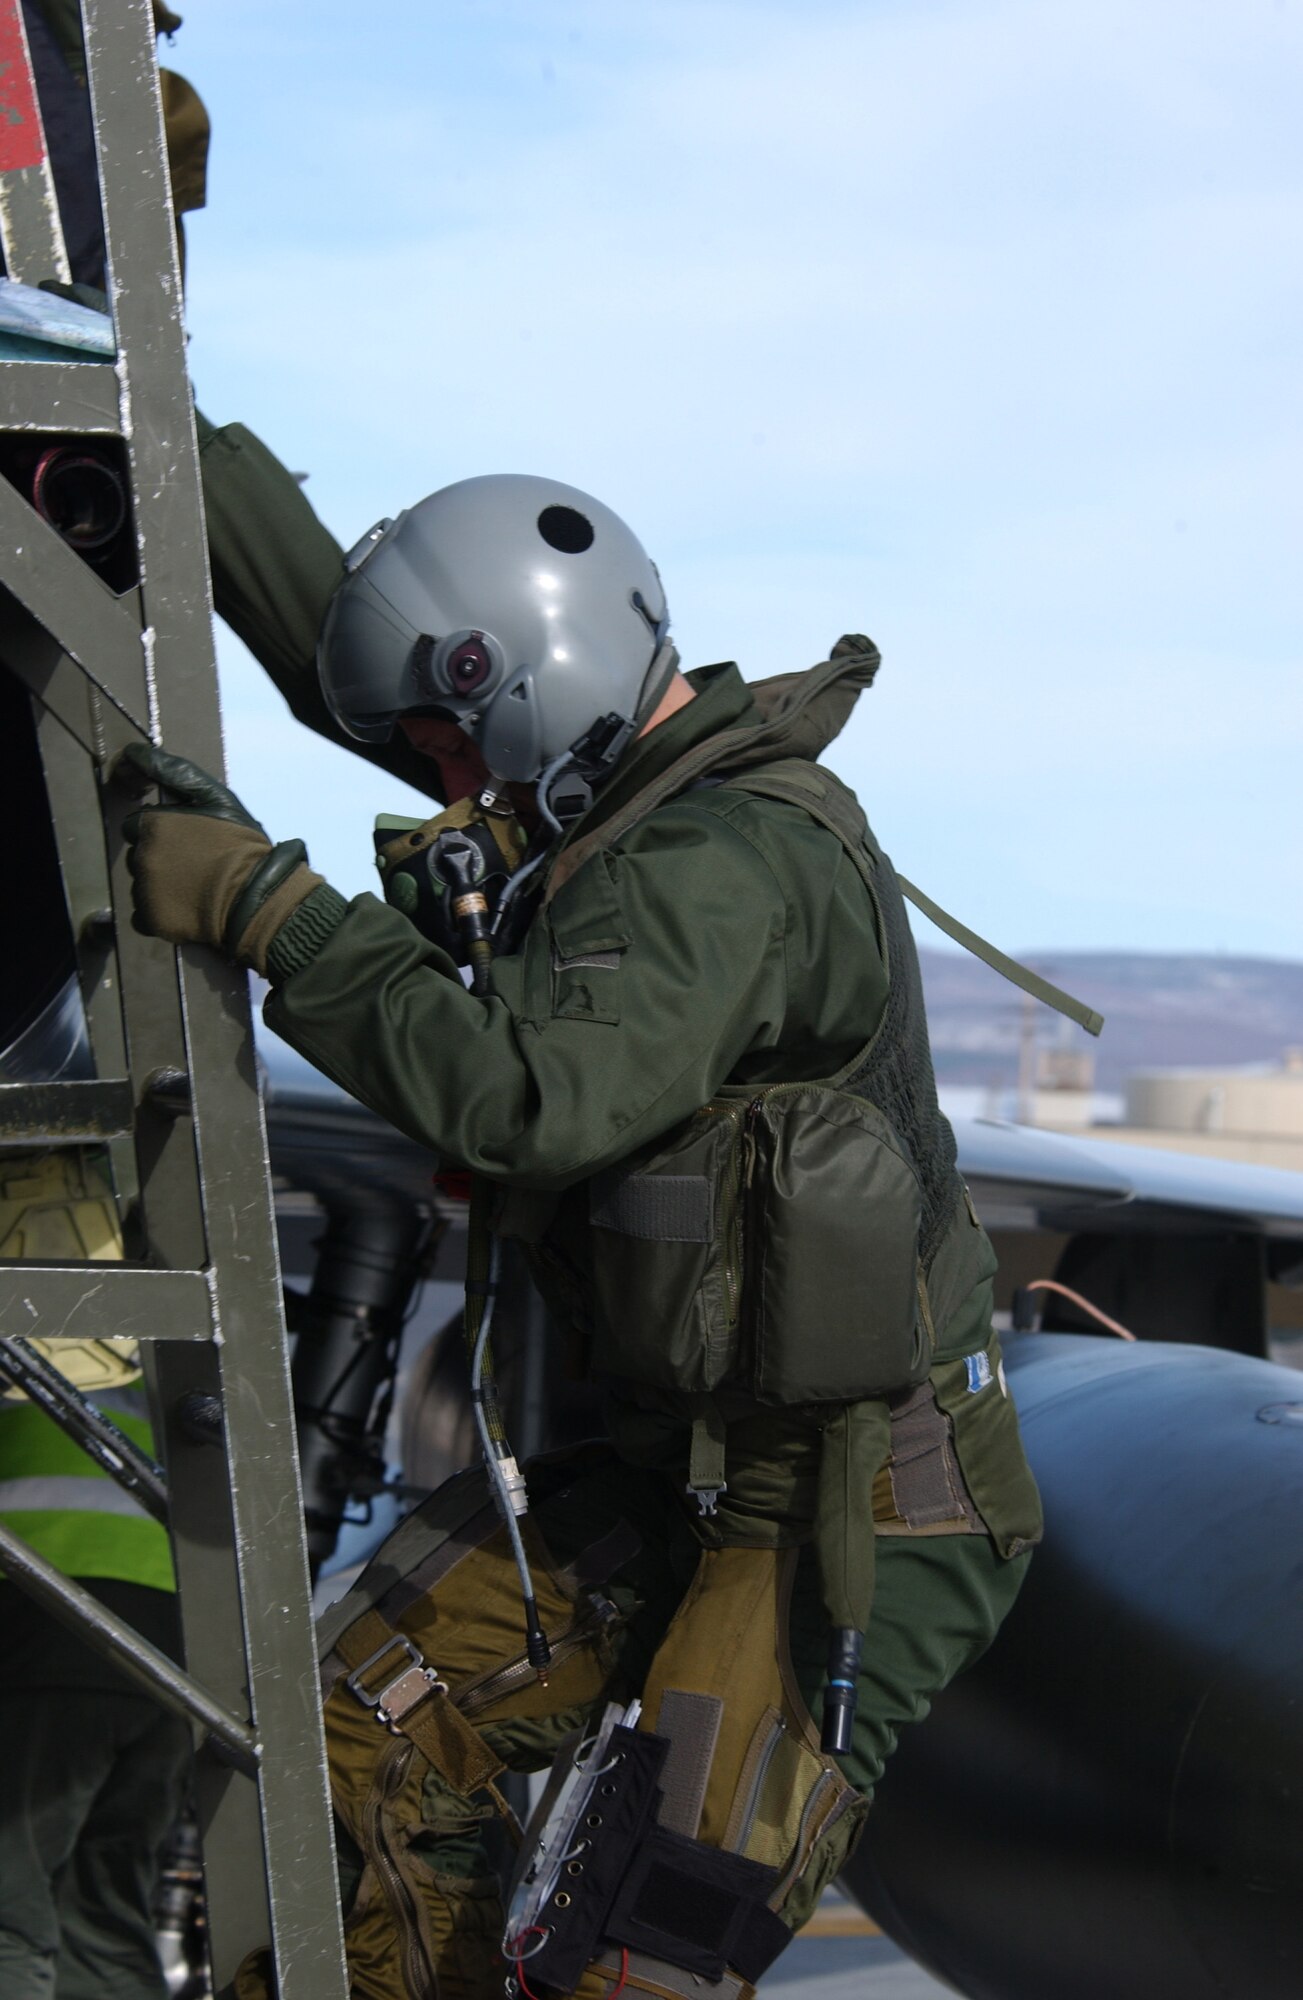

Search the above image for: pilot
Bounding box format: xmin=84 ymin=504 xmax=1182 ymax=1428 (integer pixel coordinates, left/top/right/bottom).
xmin=125 ymin=462 xmax=1043 ymax=1999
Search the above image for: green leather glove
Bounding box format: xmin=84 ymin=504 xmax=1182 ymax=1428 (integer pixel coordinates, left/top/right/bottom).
xmin=121 ymin=743 xmax=324 ymax=973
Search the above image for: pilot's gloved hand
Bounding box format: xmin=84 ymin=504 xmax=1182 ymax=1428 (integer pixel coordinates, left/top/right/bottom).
xmin=120 ymin=743 xmax=325 ymax=973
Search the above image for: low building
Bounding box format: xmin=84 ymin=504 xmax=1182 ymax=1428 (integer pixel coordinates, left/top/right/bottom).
xmin=1051 ymin=1049 xmax=1303 ymax=1174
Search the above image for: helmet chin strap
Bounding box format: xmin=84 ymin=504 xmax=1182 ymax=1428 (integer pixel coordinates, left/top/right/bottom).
xmin=477 ymin=747 xmax=592 ymax=828
xmin=487 ymin=638 xmax=680 ymax=948
xmin=486 ymin=753 xmax=577 ymax=941
xmin=536 ymin=753 xmax=597 ymax=831
xmin=492 ymin=639 xmax=682 ymax=875
xmin=544 ymin=639 xmax=682 ymax=826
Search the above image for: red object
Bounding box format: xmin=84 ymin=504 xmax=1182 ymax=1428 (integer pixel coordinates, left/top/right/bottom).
xmin=0 ymin=0 xmax=48 ymax=173
xmin=504 ymin=1929 xmax=548 ymax=2000
xmin=432 ymin=1169 xmax=474 ymax=1203
xmin=505 ymin=1933 xmax=630 ymax=2000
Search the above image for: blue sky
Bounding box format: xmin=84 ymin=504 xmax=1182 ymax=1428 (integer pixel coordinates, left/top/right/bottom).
xmin=171 ymin=0 xmax=1301 ymax=956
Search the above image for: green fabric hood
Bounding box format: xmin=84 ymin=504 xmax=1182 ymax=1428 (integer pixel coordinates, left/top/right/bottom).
xmin=546 ymin=635 xmax=880 ymax=902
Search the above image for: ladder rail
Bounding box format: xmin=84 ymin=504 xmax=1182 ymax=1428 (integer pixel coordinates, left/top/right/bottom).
xmin=0 ymin=1521 xmax=259 ymax=1772
xmin=0 ymin=3 xmax=349 ymax=1991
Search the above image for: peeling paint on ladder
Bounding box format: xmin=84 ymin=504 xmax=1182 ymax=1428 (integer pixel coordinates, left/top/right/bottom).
xmin=141 ymin=624 xmax=160 ymax=739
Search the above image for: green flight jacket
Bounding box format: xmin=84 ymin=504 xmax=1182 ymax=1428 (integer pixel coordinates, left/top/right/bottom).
xmin=264 ymin=661 xmax=892 ymax=1190
xmin=192 ymin=418 xmax=894 ymax=1187
xmin=196 ymin=416 xmax=442 ymax=802
xmin=256 ymin=643 xmax=1041 ymax=1567
xmin=190 ymin=422 xmax=897 ymax=1211
xmin=195 ymin=419 xmax=1043 ymax=1581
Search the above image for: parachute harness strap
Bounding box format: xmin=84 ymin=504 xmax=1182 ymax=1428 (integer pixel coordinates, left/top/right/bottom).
xmin=687 ymin=1396 xmax=728 ymax=1518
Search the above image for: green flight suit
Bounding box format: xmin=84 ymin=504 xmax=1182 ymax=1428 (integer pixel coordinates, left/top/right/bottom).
xmin=192 ymin=398 xmax=1041 ymax=1507
xmin=194 ymin=418 xmax=1039 ymax=1986
xmin=267 ymin=663 xmax=889 ymax=1179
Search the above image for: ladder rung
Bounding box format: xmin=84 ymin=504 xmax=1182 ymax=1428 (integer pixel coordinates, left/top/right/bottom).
xmin=0 ymin=1521 xmax=258 ymax=1774
xmin=0 ymin=1077 xmax=135 ymax=1144
xmin=0 ymin=1265 xmax=214 ymax=1341
xmin=0 ymin=357 xmax=121 ymax=433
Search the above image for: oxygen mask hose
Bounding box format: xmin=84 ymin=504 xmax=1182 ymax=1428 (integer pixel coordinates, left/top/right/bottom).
xmin=489 ymin=749 xmax=574 ymax=942
xmin=438 ymin=806 xmax=551 ymax=1670
xmin=464 ymin=1180 xmax=552 ymax=1676
xmin=435 ymin=835 xmax=496 ymax=995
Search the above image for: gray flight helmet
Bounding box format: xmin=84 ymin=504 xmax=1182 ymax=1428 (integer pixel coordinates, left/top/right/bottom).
xmin=318 ymin=474 xmax=676 ymax=785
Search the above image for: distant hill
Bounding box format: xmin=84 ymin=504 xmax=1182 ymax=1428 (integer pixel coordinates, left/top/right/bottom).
xmin=917 ymin=950 xmax=1303 ymax=1092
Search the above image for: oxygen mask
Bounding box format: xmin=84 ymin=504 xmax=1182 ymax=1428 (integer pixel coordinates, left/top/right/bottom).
xmin=374 ymin=793 xmax=529 ymax=965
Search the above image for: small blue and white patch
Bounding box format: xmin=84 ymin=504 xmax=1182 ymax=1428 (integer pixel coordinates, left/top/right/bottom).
xmin=965 ymin=1352 xmax=993 ymax=1395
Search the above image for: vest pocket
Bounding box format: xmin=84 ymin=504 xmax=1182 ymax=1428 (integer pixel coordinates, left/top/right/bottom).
xmin=585 ymin=1086 xmax=931 ymax=1406
xmin=587 ymin=1105 xmax=746 ymax=1393
xmin=547 ymin=849 xmax=629 ymax=1024
xmin=550 ymin=943 xmax=623 ymax=1023
xmin=748 ymin=1087 xmax=930 ymax=1403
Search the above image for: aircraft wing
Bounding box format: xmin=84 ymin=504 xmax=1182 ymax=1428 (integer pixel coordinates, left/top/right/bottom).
xmin=953 ymin=1113 xmax=1303 ymax=1242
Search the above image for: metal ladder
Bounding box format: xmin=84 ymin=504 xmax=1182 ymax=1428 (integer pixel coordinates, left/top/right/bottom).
xmin=0 ymin=3 xmax=348 ymax=1992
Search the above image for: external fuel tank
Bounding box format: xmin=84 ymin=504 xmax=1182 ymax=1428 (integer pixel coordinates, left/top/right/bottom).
xmin=844 ymin=1332 xmax=1303 ymax=2000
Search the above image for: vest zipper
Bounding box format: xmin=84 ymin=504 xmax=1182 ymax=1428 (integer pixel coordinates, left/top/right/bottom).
xmin=730 ymin=1713 xmax=786 ymax=1855
xmin=742 ymin=1097 xmax=761 ymax=1190
xmin=687 ymin=1099 xmax=747 ymax=1340
xmin=742 ymin=1081 xmax=810 ymax=1187
xmin=454 ymin=1594 xmax=617 ymax=1720
xmin=735 ymin=1083 xmax=804 ymax=1309
xmin=725 ymin=1087 xmax=796 ymax=1342
xmin=361 ymin=1735 xmax=436 ymax=2000
xmin=768 ymin=1767 xmax=840 ymax=1908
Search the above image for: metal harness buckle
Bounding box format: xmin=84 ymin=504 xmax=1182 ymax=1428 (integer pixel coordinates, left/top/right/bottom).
xmin=345 ymin=1634 xmax=448 ymax=1731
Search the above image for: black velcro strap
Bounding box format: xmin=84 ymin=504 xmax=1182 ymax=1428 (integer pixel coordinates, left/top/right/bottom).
xmin=589 ymin=1172 xmax=712 ymax=1243
xmin=605 ymin=1825 xmax=783 ymax=1982
xmin=728 ymin=1900 xmax=796 ymax=1985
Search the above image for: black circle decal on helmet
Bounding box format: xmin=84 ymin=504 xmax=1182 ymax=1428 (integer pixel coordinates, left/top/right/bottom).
xmin=537 ymin=505 xmax=595 ymax=554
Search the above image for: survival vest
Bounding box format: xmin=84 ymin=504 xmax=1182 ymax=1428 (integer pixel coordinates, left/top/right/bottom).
xmin=520 ymin=637 xmax=1096 ymax=1642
